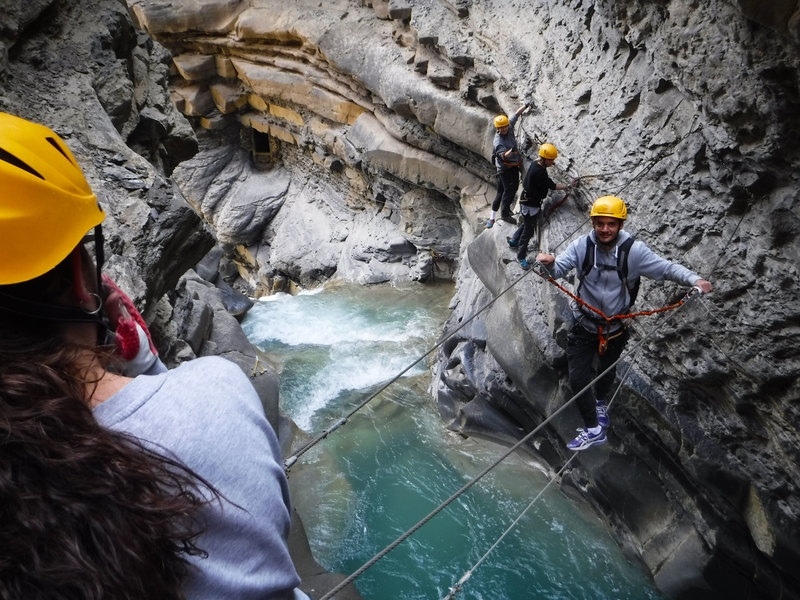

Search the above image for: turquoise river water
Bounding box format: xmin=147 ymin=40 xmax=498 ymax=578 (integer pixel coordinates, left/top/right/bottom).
xmin=241 ymin=281 xmax=664 ymax=600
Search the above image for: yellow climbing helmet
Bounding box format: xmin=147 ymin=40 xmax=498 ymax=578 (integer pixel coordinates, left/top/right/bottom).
xmin=493 ymin=114 xmax=510 ymax=129
xmin=538 ymin=143 xmax=558 ymax=160
xmin=0 ymin=112 xmax=104 ymax=285
xmin=590 ymin=195 xmax=628 ymax=220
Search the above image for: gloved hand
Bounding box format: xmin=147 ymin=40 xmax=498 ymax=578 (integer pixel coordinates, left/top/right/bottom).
xmin=102 ymin=274 xmax=166 ymax=376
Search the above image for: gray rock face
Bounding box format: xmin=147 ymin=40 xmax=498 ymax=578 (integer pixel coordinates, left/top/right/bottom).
xmin=125 ymin=1 xmax=800 ymax=597
xmin=4 ymin=0 xmax=799 ymax=598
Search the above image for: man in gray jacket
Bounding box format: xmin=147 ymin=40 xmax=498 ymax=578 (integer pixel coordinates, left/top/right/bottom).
xmin=535 ymin=196 xmax=712 ymax=451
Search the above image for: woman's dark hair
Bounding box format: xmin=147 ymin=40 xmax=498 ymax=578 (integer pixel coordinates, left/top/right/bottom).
xmin=0 ymin=254 xmax=210 ymax=600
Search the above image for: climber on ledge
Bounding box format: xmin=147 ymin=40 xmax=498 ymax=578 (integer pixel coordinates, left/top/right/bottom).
xmin=507 ymin=142 xmax=575 ymax=269
xmin=535 ymin=196 xmax=712 ymax=451
xmin=487 ymin=104 xmax=528 ymax=228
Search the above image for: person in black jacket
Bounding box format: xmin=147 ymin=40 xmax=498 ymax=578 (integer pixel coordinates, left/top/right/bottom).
xmin=507 ymin=143 xmax=573 ymax=268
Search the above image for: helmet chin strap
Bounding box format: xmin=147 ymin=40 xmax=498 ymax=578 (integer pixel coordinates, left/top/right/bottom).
xmin=70 ymin=232 xmax=109 ymax=345
xmin=93 ymin=224 xmax=105 ymax=295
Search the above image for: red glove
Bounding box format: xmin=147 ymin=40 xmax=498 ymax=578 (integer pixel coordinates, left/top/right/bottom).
xmin=102 ymin=275 xmax=164 ymax=376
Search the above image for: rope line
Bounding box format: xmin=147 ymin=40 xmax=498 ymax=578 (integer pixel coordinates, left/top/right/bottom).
xmin=441 ymin=453 xmax=579 ymax=600
xmin=316 ymin=291 xmax=702 ymax=599
xmin=614 ymin=114 xmax=700 ymax=197
xmin=284 ymin=265 xmax=539 ymax=471
xmin=544 ymin=190 xmax=571 ymax=219
xmin=538 ymin=266 xmax=692 ymax=324
xmin=535 ymin=113 xmax=702 ymax=255
xmin=441 ymin=359 xmax=638 ymax=600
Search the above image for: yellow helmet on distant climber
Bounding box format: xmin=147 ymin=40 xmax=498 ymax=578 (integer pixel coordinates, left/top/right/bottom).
xmin=590 ymin=196 xmax=628 ymax=220
xmin=538 ymin=143 xmax=558 ymax=160
xmin=493 ymin=115 xmax=510 ymax=129
xmin=0 ymin=112 xmax=105 ymax=285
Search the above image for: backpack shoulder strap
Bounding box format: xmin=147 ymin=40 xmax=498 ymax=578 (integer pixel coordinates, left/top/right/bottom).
xmin=617 ymin=236 xmax=635 ymax=279
xmin=575 ymin=236 xmax=594 ymax=299
xmin=617 ymin=235 xmax=639 ymax=307
xmin=579 ymin=236 xmax=595 ymax=281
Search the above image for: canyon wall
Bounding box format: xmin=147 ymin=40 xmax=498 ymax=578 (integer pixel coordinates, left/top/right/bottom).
xmin=2 ymin=0 xmax=799 ymax=598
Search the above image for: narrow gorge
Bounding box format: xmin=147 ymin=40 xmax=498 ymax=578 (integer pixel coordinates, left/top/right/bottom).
xmin=1 ymin=0 xmax=798 ymax=598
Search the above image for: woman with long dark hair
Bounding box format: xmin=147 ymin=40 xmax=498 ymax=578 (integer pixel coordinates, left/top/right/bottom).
xmin=0 ymin=112 xmax=309 ymax=600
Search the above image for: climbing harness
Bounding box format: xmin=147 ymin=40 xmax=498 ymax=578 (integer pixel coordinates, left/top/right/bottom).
xmin=596 ymin=325 xmax=627 ymax=356
xmin=531 ymin=261 xmax=700 ymax=355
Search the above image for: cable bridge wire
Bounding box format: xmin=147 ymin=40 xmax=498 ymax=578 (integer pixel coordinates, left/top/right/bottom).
xmin=282 ymin=263 xmax=541 ymax=472
xmin=292 ymin=114 xmax=724 ymax=597
xmin=316 ymin=288 xmax=704 ymax=600
xmin=441 ymin=453 xmax=579 ymax=600
xmin=442 ymin=358 xmax=639 ymax=600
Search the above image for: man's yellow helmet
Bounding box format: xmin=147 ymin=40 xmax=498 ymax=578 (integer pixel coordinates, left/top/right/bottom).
xmin=538 ymin=143 xmax=558 ymax=160
xmin=590 ymin=196 xmax=628 ymax=220
xmin=493 ymin=114 xmax=510 ymax=129
xmin=0 ymin=112 xmax=104 ymax=284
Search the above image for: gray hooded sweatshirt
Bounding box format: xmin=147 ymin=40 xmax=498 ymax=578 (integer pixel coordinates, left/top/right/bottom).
xmin=94 ymin=356 xmax=310 ymax=600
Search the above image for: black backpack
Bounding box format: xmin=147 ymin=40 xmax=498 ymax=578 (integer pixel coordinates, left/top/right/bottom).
xmin=577 ymin=236 xmax=640 ymax=310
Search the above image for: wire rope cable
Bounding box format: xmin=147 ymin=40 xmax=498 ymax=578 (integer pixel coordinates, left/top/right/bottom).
xmin=315 ymin=295 xmax=701 ymax=599
xmin=441 ymin=358 xmax=638 ymax=600
xmin=440 ymin=453 xmax=579 ymax=600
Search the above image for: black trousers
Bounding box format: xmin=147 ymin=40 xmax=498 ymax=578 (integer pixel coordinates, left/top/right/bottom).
xmin=491 ymin=167 xmax=521 ymax=219
xmin=509 ymin=208 xmax=539 ymax=259
xmin=565 ymin=322 xmax=629 ymax=428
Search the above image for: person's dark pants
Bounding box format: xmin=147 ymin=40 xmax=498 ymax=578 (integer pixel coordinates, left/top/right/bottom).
xmin=491 ymin=167 xmax=521 ymax=219
xmin=510 ymin=209 xmax=539 ymax=260
xmin=565 ymin=322 xmax=630 ymax=428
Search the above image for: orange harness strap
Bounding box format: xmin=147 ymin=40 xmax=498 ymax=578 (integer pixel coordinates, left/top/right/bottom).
xmin=536 ymin=269 xmax=691 ymax=355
